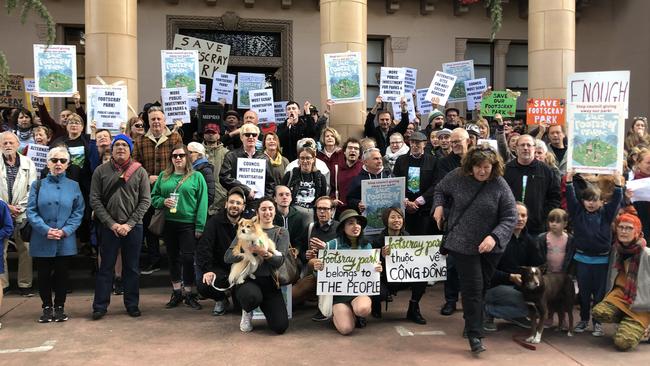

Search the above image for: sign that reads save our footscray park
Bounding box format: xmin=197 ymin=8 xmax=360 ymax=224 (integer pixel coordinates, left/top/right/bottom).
xmin=173 ymin=34 xmax=231 ymax=78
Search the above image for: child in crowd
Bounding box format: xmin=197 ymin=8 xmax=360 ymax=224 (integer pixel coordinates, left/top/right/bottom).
xmin=565 ymin=170 xmax=624 ymax=337
xmin=538 ymin=208 xmax=575 ymax=274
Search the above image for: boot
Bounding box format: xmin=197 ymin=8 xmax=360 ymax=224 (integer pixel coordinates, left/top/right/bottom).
xmin=371 ymin=297 xmax=382 ymax=319
xmin=406 ymin=300 xmax=426 ymax=325
xmin=165 ymin=290 xmax=183 ymax=308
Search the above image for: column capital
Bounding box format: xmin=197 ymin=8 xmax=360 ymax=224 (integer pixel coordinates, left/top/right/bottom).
xmin=495 ymin=40 xmax=511 ymax=56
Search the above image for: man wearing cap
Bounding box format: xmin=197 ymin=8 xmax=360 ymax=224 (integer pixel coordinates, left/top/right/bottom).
xmin=444 ymin=107 xmax=461 ymax=130
xmin=431 ymin=128 xmax=452 ymax=159
xmin=421 ymin=109 xmax=445 ymax=141
xmin=393 ymin=131 xmax=437 ymax=235
xmin=90 ymin=134 xmax=151 ymax=319
xmin=364 ymin=96 xmax=409 ymax=155
xmin=277 ymin=101 xmax=317 ymax=161
xmin=220 ymin=110 xmax=243 ymax=150
xmin=202 ymin=123 xmax=229 ymax=211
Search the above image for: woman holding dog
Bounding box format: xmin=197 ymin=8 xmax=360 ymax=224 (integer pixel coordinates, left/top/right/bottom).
xmin=225 ymin=197 xmax=290 ymax=334
xmin=592 ymin=208 xmax=650 ymax=351
xmin=432 ymin=145 xmax=517 ymax=354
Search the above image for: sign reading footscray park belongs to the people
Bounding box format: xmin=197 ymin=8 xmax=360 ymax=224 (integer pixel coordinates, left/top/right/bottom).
xmin=567 ymin=102 xmax=625 ymax=174
xmin=385 ymin=236 xmax=447 ymax=283
xmin=161 ymin=50 xmax=200 ymax=93
xmin=317 ymin=249 xmax=381 ymax=296
xmin=324 ymin=52 xmax=363 ymax=104
xmin=361 ymin=177 xmax=405 ymax=235
xmin=33 ymin=44 xmax=77 ymax=97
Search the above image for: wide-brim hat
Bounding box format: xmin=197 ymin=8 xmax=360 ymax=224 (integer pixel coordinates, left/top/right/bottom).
xmin=337 ymin=209 xmax=367 ymax=233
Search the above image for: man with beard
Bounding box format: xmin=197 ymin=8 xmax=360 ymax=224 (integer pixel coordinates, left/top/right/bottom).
xmin=444 ymin=107 xmax=461 ymax=130
xmin=330 ymin=138 xmax=363 ymax=215
xmin=196 ymin=187 xmax=246 ymax=316
xmin=364 ymin=96 xmax=409 ymax=154
xmin=547 ymin=125 xmax=567 ymax=174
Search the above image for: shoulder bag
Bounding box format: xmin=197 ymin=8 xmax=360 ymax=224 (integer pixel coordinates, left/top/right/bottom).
xmin=439 ymin=182 xmax=486 ymax=255
xmin=273 ymin=228 xmax=301 ymax=287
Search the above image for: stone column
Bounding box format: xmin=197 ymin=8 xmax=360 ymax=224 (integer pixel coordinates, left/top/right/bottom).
xmin=528 ymin=0 xmax=575 ymax=98
xmin=85 ymin=0 xmax=138 ymax=117
xmin=493 ymin=40 xmax=510 ymax=91
xmin=320 ymin=0 xmax=367 ymax=140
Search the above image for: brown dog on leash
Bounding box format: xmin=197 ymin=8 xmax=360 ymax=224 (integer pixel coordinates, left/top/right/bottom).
xmin=520 ymin=266 xmax=575 ymax=344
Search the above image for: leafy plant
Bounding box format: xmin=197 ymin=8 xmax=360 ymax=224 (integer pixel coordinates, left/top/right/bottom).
xmin=484 ymin=0 xmax=503 ymax=40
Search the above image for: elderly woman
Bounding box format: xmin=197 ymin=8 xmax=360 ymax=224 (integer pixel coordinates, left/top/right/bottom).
xmin=225 ymin=197 xmax=289 ymax=334
xmin=384 ymin=132 xmax=409 ymax=172
xmin=534 ymin=140 xmax=561 ymax=181
xmin=263 ymin=132 xmax=289 ymax=186
xmin=433 ymin=144 xmax=517 ymax=354
xmin=592 ymin=208 xmax=650 ymax=351
xmin=317 ymin=127 xmax=342 ymax=173
xmin=625 ymin=117 xmax=649 ymax=151
xmin=27 ymin=146 xmax=85 ymax=323
xmin=281 ymin=146 xmax=328 ymax=212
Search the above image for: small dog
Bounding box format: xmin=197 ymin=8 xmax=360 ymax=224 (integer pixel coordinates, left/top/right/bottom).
xmin=520 ymin=266 xmax=575 ymax=344
xmin=228 ymin=217 xmax=277 ymax=286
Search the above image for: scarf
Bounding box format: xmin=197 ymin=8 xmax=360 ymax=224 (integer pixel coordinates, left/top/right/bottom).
xmin=265 ymin=150 xmax=284 ymax=167
xmin=111 ymin=157 xmax=142 ymax=183
xmin=17 ymin=128 xmax=32 ymax=142
xmin=384 ymin=143 xmax=410 ymax=165
xmin=614 ymin=237 xmax=646 ymax=304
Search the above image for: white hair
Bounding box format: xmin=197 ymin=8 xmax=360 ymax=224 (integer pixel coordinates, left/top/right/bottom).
xmin=535 ymin=140 xmax=548 ymax=153
xmin=47 ymin=146 xmax=70 ymax=161
xmin=362 ymin=147 xmax=381 ymax=161
xmin=0 ymin=131 xmax=19 ymax=145
xmin=296 ymin=137 xmax=316 ymax=151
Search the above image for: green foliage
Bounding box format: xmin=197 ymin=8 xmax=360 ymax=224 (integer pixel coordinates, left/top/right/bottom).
xmin=39 ymin=71 xmax=73 ymax=92
xmin=331 ymin=78 xmax=360 ymax=99
xmin=573 ymin=139 xmax=617 ymax=167
xmin=485 ymin=0 xmax=503 ymax=41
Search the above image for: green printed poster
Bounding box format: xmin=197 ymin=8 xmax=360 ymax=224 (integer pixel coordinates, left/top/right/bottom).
xmin=480 ymin=90 xmax=518 ymax=117
xmin=161 ymin=50 xmax=200 ymax=93
xmin=324 ymin=52 xmax=363 ymax=104
xmin=33 ymin=45 xmax=77 ymax=97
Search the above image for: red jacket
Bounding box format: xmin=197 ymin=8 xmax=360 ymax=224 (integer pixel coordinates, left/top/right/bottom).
xmin=329 ymin=154 xmax=362 ymax=211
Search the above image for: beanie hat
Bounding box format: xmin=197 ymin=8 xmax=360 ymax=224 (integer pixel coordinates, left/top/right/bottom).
xmin=428 ymin=109 xmax=444 ymax=124
xmin=112 ymin=134 xmax=133 ymax=152
xmin=616 ymin=207 xmax=643 ymax=239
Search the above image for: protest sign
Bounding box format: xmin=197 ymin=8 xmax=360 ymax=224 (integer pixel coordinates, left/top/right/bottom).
xmin=567 ymin=70 xmax=630 ymax=118
xmin=626 ymin=178 xmax=650 ymax=203
xmin=249 ymin=89 xmax=275 ymax=124
xmin=391 ymin=93 xmax=416 ymax=122
xmin=274 ymin=101 xmax=288 ymax=123
xmin=424 ymin=71 xmax=457 ymax=107
xmin=566 ymin=102 xmax=625 ymax=174
xmin=188 ymin=84 xmax=206 ymax=110
xmin=316 ymin=249 xmax=381 ymax=296
xmin=416 ymin=88 xmax=433 ymax=116
xmin=442 ymin=60 xmax=474 ymax=103
xmin=22 ymin=77 xmax=51 ymax=114
xmin=86 ymin=85 xmax=128 ymax=133
xmin=361 ymin=177 xmax=405 ymax=235
xmin=236 ymin=158 xmax=266 ymax=199
xmin=237 ymin=72 xmax=266 ymax=109
xmin=24 ymin=78 xmax=35 ymax=93
xmin=161 ymin=50 xmax=199 ymax=93
xmin=324 ymin=52 xmax=363 ymax=104
xmin=173 ymin=34 xmax=231 ymax=78
xmin=161 ymin=87 xmax=190 ymax=124
xmin=480 ymin=90 xmax=518 ymax=117
xmin=210 ymin=72 xmax=236 ymax=104
xmin=379 ymin=67 xmax=405 ymax=102
xmin=385 ymin=236 xmax=446 ymax=283
xmin=33 ymin=45 xmax=77 ymax=97
xmin=477 ymin=139 xmax=498 ymax=153
xmin=404 ymin=68 xmax=418 ymax=94
xmin=464 ymin=78 xmax=487 ymax=111
xmin=253 ymin=285 xmax=292 ymax=320
xmin=526 ymin=98 xmax=565 ymax=126
xmin=0 ymin=74 xmax=25 ymax=108
xmin=26 ymin=144 xmax=49 ymax=174
xmin=196 ymin=103 xmax=223 ymax=132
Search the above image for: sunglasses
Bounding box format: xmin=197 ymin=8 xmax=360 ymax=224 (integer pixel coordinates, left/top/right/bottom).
xmin=49 ymin=158 xmax=68 ymax=164
xmin=172 ymin=153 xmax=186 ymax=159
xmin=133 ymin=123 xmax=144 ymax=128
xmin=243 ymin=133 xmax=258 ymax=138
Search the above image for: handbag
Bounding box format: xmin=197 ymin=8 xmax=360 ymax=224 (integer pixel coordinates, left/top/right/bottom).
xmin=147 ymin=174 xmax=191 ymax=236
xmin=19 ymin=179 xmax=42 ymax=242
xmin=272 ymin=228 xmax=301 ymax=286
xmin=439 ymin=182 xmax=486 ymax=255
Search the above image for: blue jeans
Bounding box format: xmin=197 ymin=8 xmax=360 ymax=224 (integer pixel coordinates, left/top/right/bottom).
xmin=484 ymin=285 xmax=529 ymax=320
xmin=93 ymin=225 xmax=143 ymax=312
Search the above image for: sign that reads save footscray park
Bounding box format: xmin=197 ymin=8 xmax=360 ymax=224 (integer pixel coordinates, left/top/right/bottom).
xmin=385 ymin=236 xmax=447 ymax=283
xmin=317 ymin=249 xmax=381 ymax=296
xmin=173 ymin=35 xmax=231 ymax=78
xmin=33 ymin=45 xmax=77 ymax=97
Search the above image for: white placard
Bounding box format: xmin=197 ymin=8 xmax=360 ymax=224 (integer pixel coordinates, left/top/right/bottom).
xmin=442 ymin=60 xmax=475 ymax=103
xmin=464 ymin=78 xmax=488 ymax=111
xmin=477 ymin=139 xmax=498 ymax=153
xmin=249 ymin=89 xmax=275 ymax=124
xmin=24 ymin=78 xmax=35 ymax=93
xmin=379 ymin=67 xmax=406 ymax=102
xmin=274 ymin=101 xmax=288 ymax=124
xmin=567 ymin=71 xmax=630 ymax=118
xmin=160 ymin=50 xmax=200 ymax=94
xmin=627 ymin=178 xmax=650 ymax=203
xmin=173 ymin=34 xmax=231 ymax=78
xmin=26 ymin=144 xmax=49 ymax=174
xmin=86 ymin=85 xmax=128 ymax=133
xmin=385 ymin=236 xmax=446 ymax=283
xmin=210 ymin=72 xmax=236 ymax=104
xmin=236 ymin=158 xmax=266 ymax=199
xmin=33 ymin=44 xmax=77 ymax=97
xmin=416 ymin=88 xmax=433 ymax=116
xmin=161 ymin=87 xmax=190 ymax=124
xmin=404 ymin=68 xmax=418 ymax=94
xmin=324 ymin=52 xmax=363 ymax=104
xmin=391 ymin=93 xmax=417 ymax=122
xmin=425 ymin=71 xmax=457 ymax=107
xmin=316 ymin=249 xmax=381 ymax=296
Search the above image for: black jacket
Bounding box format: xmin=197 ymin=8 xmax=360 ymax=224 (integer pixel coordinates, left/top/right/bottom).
xmin=434 ymin=152 xmax=461 ymax=186
xmin=196 ymin=209 xmax=238 ymax=275
xmin=276 ymin=114 xmax=316 ymax=161
xmin=281 ymin=168 xmax=328 ymax=209
xmin=273 ymin=206 xmax=311 ymax=263
xmin=346 ymin=167 xmax=393 ymax=213
xmin=364 ymin=111 xmax=409 ymax=154
xmin=193 ymin=159 xmax=216 ymax=207
xmin=393 ymin=153 xmax=437 ymax=212
xmin=491 ymin=230 xmax=545 ymax=287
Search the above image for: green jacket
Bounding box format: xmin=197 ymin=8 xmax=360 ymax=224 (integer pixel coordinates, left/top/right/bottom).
xmin=205 ymin=143 xmax=229 ymax=214
xmin=151 ymin=171 xmax=208 ymax=232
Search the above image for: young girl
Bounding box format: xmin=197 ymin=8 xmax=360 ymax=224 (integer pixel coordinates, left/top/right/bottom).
xmin=538 ymin=208 xmax=575 ymax=274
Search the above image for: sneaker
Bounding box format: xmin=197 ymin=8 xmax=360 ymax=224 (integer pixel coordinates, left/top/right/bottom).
xmin=53 ymin=306 xmax=68 ymax=322
xmin=212 ymin=300 xmax=226 ymax=316
xmin=311 ymin=310 xmax=329 ymax=322
xmin=592 ymin=322 xmax=604 ymax=337
xmin=240 ymin=310 xmax=253 ymax=332
xmin=483 ymin=316 xmax=497 ymax=332
xmin=184 ymin=293 xmax=202 ymax=310
xmin=19 ymin=287 xmax=34 ymax=297
xmin=574 ymin=320 xmax=589 ymax=333
xmin=113 ymin=277 xmax=124 ymax=295
xmin=141 ymin=264 xmax=161 ymax=275
xmin=38 ymin=306 xmax=54 ymax=323
xmin=165 ymin=290 xmax=183 ymax=308
xmin=506 ymin=317 xmax=531 ymax=329
xmin=92 ymin=310 xmax=106 ymax=320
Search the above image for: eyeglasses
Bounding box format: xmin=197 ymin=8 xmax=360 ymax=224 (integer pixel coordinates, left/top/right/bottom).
xmin=172 ymin=153 xmax=186 ymax=159
xmin=346 ymin=146 xmax=360 ymax=151
xmin=450 ymin=140 xmax=463 ymax=145
xmin=49 ymin=158 xmax=68 ymax=164
xmin=316 ymin=207 xmax=332 ymax=212
xmin=67 ymin=121 xmax=82 ymax=126
xmin=243 ymin=133 xmax=258 ymax=138
xmin=299 ymin=157 xmax=313 ymax=161
xmin=133 ymin=123 xmax=144 ymax=128
xmin=617 ymin=225 xmax=635 ymax=232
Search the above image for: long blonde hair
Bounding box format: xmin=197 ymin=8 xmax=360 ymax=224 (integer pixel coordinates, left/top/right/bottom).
xmin=162 ymin=144 xmax=194 ymax=180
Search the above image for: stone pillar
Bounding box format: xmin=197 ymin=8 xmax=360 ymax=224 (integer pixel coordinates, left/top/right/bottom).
xmin=320 ymin=0 xmax=367 ymax=140
xmin=85 ymin=0 xmax=138 ymax=117
xmin=493 ymin=40 xmax=510 ymax=91
xmin=528 ymin=0 xmax=575 ymax=98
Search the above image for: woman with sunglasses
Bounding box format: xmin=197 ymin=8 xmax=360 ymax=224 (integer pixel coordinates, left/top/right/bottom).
xmin=125 ymin=116 xmax=146 ymax=139
xmin=151 ymin=144 xmax=208 ymax=310
xmin=27 ymin=147 xmax=85 ymax=323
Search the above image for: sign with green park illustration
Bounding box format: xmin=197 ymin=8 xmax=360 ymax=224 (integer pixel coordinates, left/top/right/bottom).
xmin=33 ymin=44 xmax=77 ymax=97
xmin=161 ymin=50 xmax=199 ymax=93
xmin=324 ymin=52 xmax=363 ymax=104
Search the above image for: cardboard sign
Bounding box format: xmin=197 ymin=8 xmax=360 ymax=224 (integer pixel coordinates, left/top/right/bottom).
xmin=566 ymin=102 xmax=625 ymax=174
xmin=480 ymin=90 xmax=518 ymax=117
xmin=33 ymin=44 xmax=77 ymax=97
xmin=567 ymin=70 xmax=630 ymax=118
xmin=0 ymin=74 xmax=25 ymax=108
xmin=464 ymin=78 xmax=488 ymax=111
xmin=385 ymin=236 xmax=447 ymax=283
xmin=161 ymin=87 xmax=190 ymax=124
xmin=173 ymin=34 xmax=231 ymax=78
xmin=274 ymin=101 xmax=288 ymax=123
xmin=361 ymin=177 xmax=405 ymax=235
xmin=25 ymin=144 xmax=49 ymax=174
xmin=404 ymin=68 xmax=418 ymax=94
xmin=526 ymin=98 xmax=566 ymax=126
xmin=424 ymin=71 xmax=457 ymax=107
xmin=379 ymin=67 xmax=406 ymax=102
xmin=442 ymin=60 xmax=475 ymax=103
xmin=236 ymin=158 xmax=266 ymax=199
xmin=161 ymin=50 xmax=200 ymax=93
xmin=237 ymin=72 xmax=266 ymax=109
xmin=196 ymin=103 xmax=223 ymax=132
xmin=391 ymin=93 xmax=416 ymax=122
xmin=324 ymin=52 xmax=363 ymax=104
xmin=416 ymin=88 xmax=433 ymax=116
xmin=86 ymin=85 xmax=128 ymax=133
xmin=210 ymin=72 xmax=236 ymax=104
xmin=249 ymin=88 xmax=275 ymax=124
xmin=316 ymin=249 xmax=381 ymax=296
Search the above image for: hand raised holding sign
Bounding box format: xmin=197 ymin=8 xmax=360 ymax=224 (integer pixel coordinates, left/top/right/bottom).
xmin=172 ymin=120 xmax=183 ymax=133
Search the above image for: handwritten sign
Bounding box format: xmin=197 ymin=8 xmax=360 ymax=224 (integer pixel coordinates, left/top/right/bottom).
xmin=274 ymin=101 xmax=288 ymax=124
xmin=210 ymin=72 xmax=235 ymax=104
xmin=236 ymin=158 xmax=266 ymax=199
xmin=324 ymin=52 xmax=363 ymax=104
xmin=249 ymin=89 xmax=275 ymax=124
xmin=86 ymin=85 xmax=128 ymax=133
xmin=237 ymin=72 xmax=266 ymax=109
xmin=464 ymin=78 xmax=487 ymax=111
xmin=26 ymin=144 xmax=49 ymax=174
xmin=404 ymin=68 xmax=418 ymax=94
xmin=33 ymin=44 xmax=77 ymax=97
xmin=361 ymin=177 xmax=405 ymax=235
xmin=161 ymin=87 xmax=190 ymax=124
xmin=480 ymin=90 xmax=517 ymax=117
xmin=161 ymin=50 xmax=199 ymax=93
xmin=0 ymin=74 xmax=25 ymax=108
xmin=317 ymin=249 xmax=380 ymax=296
xmin=379 ymin=67 xmax=405 ymax=102
xmin=173 ymin=34 xmax=231 ymax=78
xmin=567 ymin=71 xmax=630 ymax=118
xmin=442 ymin=60 xmax=474 ymax=103
xmin=385 ymin=236 xmax=447 ymax=283
xmin=391 ymin=93 xmax=416 ymax=122
xmin=526 ymin=98 xmax=565 ymax=126
xmin=425 ymin=71 xmax=457 ymax=107
xmin=416 ymin=88 xmax=433 ymax=116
